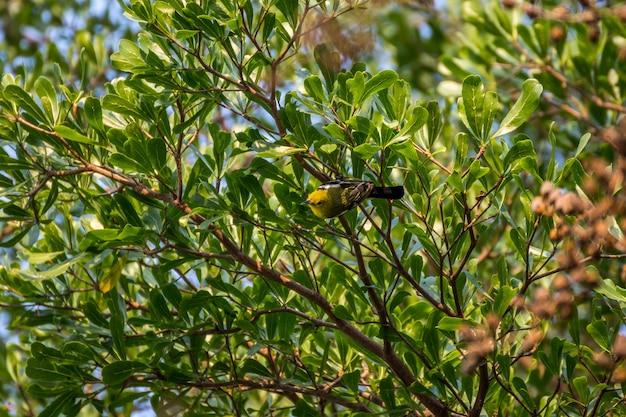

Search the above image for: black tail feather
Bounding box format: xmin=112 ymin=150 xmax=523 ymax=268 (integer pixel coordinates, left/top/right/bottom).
xmin=370 ymin=186 xmax=404 ymax=199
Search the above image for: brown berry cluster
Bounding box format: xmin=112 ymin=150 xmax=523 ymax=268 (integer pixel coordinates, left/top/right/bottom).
xmin=510 ymin=276 xmax=578 ymax=328
xmin=532 ymin=181 xmax=591 ymax=218
xmin=530 ymin=153 xmax=626 ymax=311
xmin=581 ymin=158 xmax=626 ymax=257
xmin=525 ymin=283 xmax=577 ymax=322
xmin=459 ymin=323 xmax=495 ymax=374
xmin=502 ymin=2 xmax=620 ymax=44
xmin=532 ymin=178 xmax=626 ymax=261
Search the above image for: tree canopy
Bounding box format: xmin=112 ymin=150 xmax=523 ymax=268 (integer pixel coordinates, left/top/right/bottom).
xmin=2 ymin=0 xmax=626 ymax=416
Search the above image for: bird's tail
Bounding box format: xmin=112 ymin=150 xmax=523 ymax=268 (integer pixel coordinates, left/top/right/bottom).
xmin=370 ymin=186 xmax=404 ymax=199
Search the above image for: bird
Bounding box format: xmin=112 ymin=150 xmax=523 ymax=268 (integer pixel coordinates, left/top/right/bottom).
xmin=302 ymin=179 xmax=404 ymax=219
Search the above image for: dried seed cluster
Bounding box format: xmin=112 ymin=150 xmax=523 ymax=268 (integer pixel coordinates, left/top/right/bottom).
xmin=459 ymin=323 xmax=496 ymax=374
xmin=527 ymin=165 xmax=626 ymax=325
xmin=532 ymin=178 xmax=626 ymax=277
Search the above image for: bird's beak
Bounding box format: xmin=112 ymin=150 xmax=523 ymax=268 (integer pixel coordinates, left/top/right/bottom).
xmin=301 ymin=199 xmax=311 ymax=205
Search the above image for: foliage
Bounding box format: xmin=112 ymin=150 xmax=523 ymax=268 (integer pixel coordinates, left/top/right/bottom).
xmin=1 ymin=0 xmax=626 ymax=416
xmin=0 ymin=0 xmax=135 ymax=90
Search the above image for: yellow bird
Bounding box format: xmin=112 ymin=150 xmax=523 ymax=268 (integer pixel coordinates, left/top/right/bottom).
xmin=303 ymin=179 xmax=404 ymax=219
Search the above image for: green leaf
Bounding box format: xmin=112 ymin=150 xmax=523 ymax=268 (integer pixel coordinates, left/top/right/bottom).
xmin=110 ymin=313 xmax=126 ymax=360
xmin=537 ymin=337 xmax=564 ymax=377
xmin=464 ymin=160 xmax=491 ymax=187
xmin=108 ymin=152 xmax=143 ymax=173
xmin=341 ymin=369 xmax=360 ymax=394
xmin=0 ymin=152 xmax=33 ymax=171
xmin=0 ymin=116 xmax=17 ymax=142
xmin=379 ymin=377 xmax=397 ymax=410
xmin=575 ymin=132 xmax=590 ymax=157
xmin=482 ymin=91 xmax=498 ymax=139
xmin=389 ymin=290 xmax=411 ymax=314
xmin=149 ymin=288 xmax=174 ymax=322
xmin=397 ymin=105 xmax=429 ymax=140
xmin=21 ymin=250 xmax=64 ymax=264
xmin=459 ymin=75 xmax=485 ymax=140
xmin=26 ymin=358 xmax=72 ymax=382
xmin=84 ymin=97 xmax=105 ymax=135
xmin=549 ymin=337 xmax=564 ymax=374
xmin=31 ymin=342 xmax=63 ymax=361
xmin=303 ymin=75 xmax=326 ymax=103
xmin=178 ymin=290 xmax=214 ymax=316
xmin=424 ymin=313 xmax=442 ymax=363
xmin=293 ymin=399 xmax=319 ymax=417
xmin=111 ymin=39 xmax=146 ymax=72
xmin=493 ymin=78 xmax=542 ymax=137
xmin=16 ymin=254 xmax=86 ymax=280
xmin=346 ymin=71 xmax=365 ymax=106
xmin=572 ymin=376 xmax=589 ymax=404
xmin=102 ymin=94 xmax=145 ymax=120
xmin=108 ymin=391 xmax=151 ymax=409
xmin=101 ymin=361 xmax=148 ymax=386
xmin=509 ymin=228 xmax=525 ymax=259
xmin=276 ymin=0 xmax=298 ymax=27
xmin=437 ymin=317 xmax=469 ymax=331
xmin=100 ymin=255 xmax=126 ymax=293
xmin=252 ymin=143 xmax=306 ymax=158
xmin=62 ymin=341 xmax=97 ymax=365
xmin=353 ymin=143 xmax=380 ymax=159
xmin=40 ymin=179 xmax=59 ymax=216
xmin=331 ymin=304 xmax=352 ymax=321
xmin=503 ymin=139 xmax=535 ymax=172
xmin=493 ymin=286 xmax=516 ymax=316
xmin=54 ymin=125 xmax=98 ymax=144
xmin=261 ymin=12 xmax=275 ymax=43
xmin=596 ymin=279 xmax=626 ymax=303
xmin=347 ymin=115 xmax=377 ymax=138
xmin=409 ymin=380 xmax=432 ymax=395
xmin=4 ymin=84 xmax=47 ymax=121
xmin=38 ymin=390 xmax=78 ymax=417
xmin=241 ymin=358 xmax=272 ymax=378
xmin=314 ymin=44 xmax=341 ymax=90
xmin=175 ymin=29 xmax=199 ymax=40
xmin=361 ymin=69 xmax=398 ymax=104
xmin=27 ymin=384 xmax=75 ymax=399
xmin=161 ymin=282 xmax=183 ymax=309
xmin=34 ymin=77 xmax=59 ymax=123
xmin=404 ymin=223 xmax=440 ymax=262
xmin=587 ymin=321 xmax=611 ymax=352
xmin=0 ymin=225 xmax=32 ymax=248
xmin=146 ymin=138 xmax=167 ymax=172
xmin=497 ymin=354 xmax=511 ymax=381
xmin=446 ymin=171 xmax=463 ymax=192
xmin=425 ymin=101 xmax=442 ymax=145
xmin=511 ymin=377 xmax=533 ymax=409
xmin=3 ymin=204 xmax=32 ymax=219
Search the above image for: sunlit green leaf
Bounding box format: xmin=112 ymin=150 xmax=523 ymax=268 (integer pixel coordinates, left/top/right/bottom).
xmin=493 ymin=79 xmax=542 ymax=138
xmin=54 ymin=125 xmax=98 ymax=144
